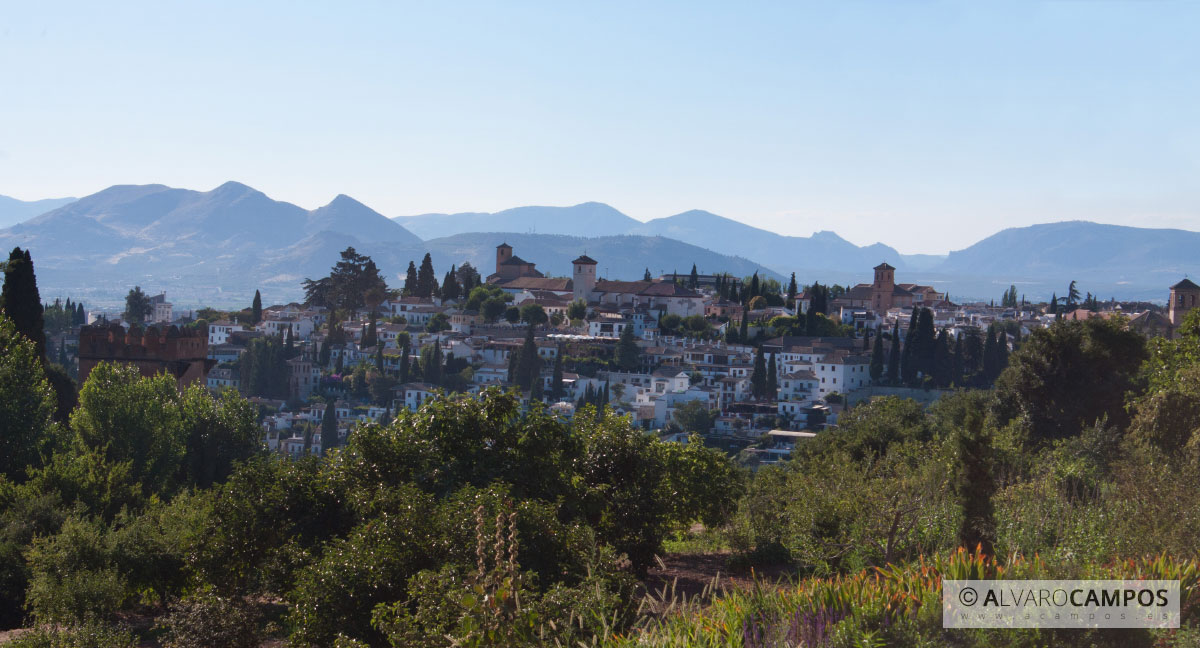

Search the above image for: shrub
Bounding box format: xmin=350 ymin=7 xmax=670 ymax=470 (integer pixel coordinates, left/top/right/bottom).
xmin=156 ymin=588 xmax=263 ymax=648
xmin=7 ymin=622 xmax=137 ymax=648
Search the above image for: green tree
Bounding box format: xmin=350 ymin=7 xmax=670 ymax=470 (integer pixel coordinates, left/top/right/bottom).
xmin=643 ymin=268 xmax=652 ymax=281
xmin=993 ymin=318 xmax=1147 ymax=444
xmin=425 ymin=312 xmax=450 ymax=333
xmin=766 ymin=353 xmax=778 ymax=398
xmin=519 ymin=303 xmax=547 ymax=327
xmin=416 ymin=253 xmax=437 ymax=298
xmin=955 ymin=411 xmax=996 ymax=556
xmin=516 ymin=325 xmax=540 ymax=391
xmin=887 ymin=320 xmax=901 ymax=384
xmin=441 ymin=266 xmax=460 ymax=300
xmin=0 ymin=314 xmax=56 ymax=480
xmin=403 ymin=261 xmax=418 ymax=296
xmin=567 ymin=299 xmax=587 ymax=321
xmin=503 ymin=305 xmax=521 ymax=324
xmin=251 ymin=290 xmax=262 ymax=324
xmin=550 ymin=346 xmax=564 ymax=401
xmin=1 ymin=247 xmax=46 ymax=360
xmin=455 ymin=262 xmax=480 ymax=293
xmin=750 ymin=345 xmax=767 ymax=399
xmin=689 ymin=264 xmax=699 ymax=289
xmin=671 ymin=400 xmax=714 ymax=435
xmin=869 ymin=326 xmax=885 ymax=382
xmin=322 ymin=397 xmax=339 ymax=452
xmin=123 ymin=286 xmax=152 ymax=326
xmin=615 ymin=324 xmax=640 ymax=372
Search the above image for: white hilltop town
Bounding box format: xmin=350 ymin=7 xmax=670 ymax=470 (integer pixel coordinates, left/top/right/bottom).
xmin=63 ymin=242 xmax=1199 ymax=466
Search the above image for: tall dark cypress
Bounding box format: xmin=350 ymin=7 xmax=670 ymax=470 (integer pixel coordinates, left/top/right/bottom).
xmin=982 ymin=326 xmax=997 ymax=383
xmin=750 ymin=345 xmax=766 ymax=399
xmin=952 ymin=334 xmax=964 ymax=387
xmin=404 ymin=261 xmax=418 ymax=296
xmin=551 ymin=346 xmax=564 ymax=400
xmin=689 ymin=264 xmax=699 ymax=289
xmin=322 ymin=397 xmax=339 ymax=451
xmin=766 ymin=353 xmax=777 ymax=399
xmin=870 ymin=327 xmax=885 ymax=382
xmin=932 ymin=328 xmax=951 ymax=388
xmin=417 ymin=253 xmax=437 ymax=298
xmin=787 ymin=272 xmax=797 ymax=307
xmin=956 ymin=412 xmax=997 ymax=556
xmin=915 ymin=308 xmax=936 ymax=378
xmin=887 ymin=320 xmax=901 ymax=384
xmin=1 ymin=247 xmax=46 ymax=360
xmin=399 ymin=345 xmax=410 ymax=383
xmin=251 ymin=289 xmax=263 ymax=324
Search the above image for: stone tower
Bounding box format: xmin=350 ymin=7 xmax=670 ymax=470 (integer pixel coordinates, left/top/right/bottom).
xmin=872 ymin=262 xmax=896 ymax=312
xmin=572 ymin=254 xmax=597 ymax=303
xmin=495 ymin=242 xmax=512 ymax=276
xmin=1169 ymin=278 xmax=1200 ymax=327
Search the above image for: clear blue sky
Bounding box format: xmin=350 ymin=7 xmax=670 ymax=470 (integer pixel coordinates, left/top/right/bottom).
xmin=2 ymin=1 xmax=1197 ymax=254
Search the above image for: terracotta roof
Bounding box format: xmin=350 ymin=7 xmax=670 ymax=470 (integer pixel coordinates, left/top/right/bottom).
xmin=874 ymin=262 xmax=896 ymax=270
xmin=572 ymin=255 xmax=598 ymax=265
xmin=494 ymin=276 xmax=572 ymax=291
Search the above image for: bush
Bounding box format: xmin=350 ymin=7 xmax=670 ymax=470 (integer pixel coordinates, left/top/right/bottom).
xmin=156 ymin=588 xmax=263 ymax=648
xmin=7 ymin=622 xmax=137 ymax=648
xmin=24 ymin=517 xmax=133 ymax=624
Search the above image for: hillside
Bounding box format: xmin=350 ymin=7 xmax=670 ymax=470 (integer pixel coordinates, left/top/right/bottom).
xmin=0 ymin=183 xmax=425 ymax=307
xmin=396 ymin=202 xmax=641 ymax=239
xmin=0 ymin=194 xmax=76 ymax=229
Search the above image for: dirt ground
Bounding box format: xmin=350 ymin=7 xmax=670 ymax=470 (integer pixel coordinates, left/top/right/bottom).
xmin=643 ymin=551 xmax=797 ymax=602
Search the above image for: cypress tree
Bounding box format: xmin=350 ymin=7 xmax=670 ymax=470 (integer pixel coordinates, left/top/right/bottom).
xmin=887 ymin=320 xmax=901 ymax=384
xmin=870 ymin=327 xmax=885 ymax=382
xmin=932 ymin=328 xmax=951 ymax=388
xmin=251 ymin=289 xmax=263 ymax=324
xmin=1 ymin=247 xmax=46 ymax=359
xmin=517 ymin=324 xmax=539 ymax=391
xmin=615 ymin=324 xmax=640 ymax=371
xmin=982 ymin=326 xmax=997 ymax=383
xmin=956 ymin=411 xmax=996 ymax=556
xmin=689 ymin=264 xmax=699 ymax=289
xmin=322 ymin=397 xmax=339 ymax=451
xmin=749 ymin=272 xmax=760 ymax=300
xmin=375 ymin=345 xmax=384 ymax=374
xmin=766 ymin=353 xmax=778 ymax=399
xmin=750 ymin=345 xmax=766 ymax=399
xmin=399 ymin=345 xmax=410 ymax=383
xmin=644 ymin=268 xmax=652 ymax=281
xmin=995 ymin=330 xmax=1009 ymax=377
xmin=551 ymin=346 xmax=564 ymax=400
xmin=915 ymin=308 xmax=936 ymax=378
xmin=416 ymin=253 xmax=437 ymax=298
xmin=404 ymin=261 xmax=418 ymax=296
xmin=319 ymin=338 xmax=331 ymax=367
xmin=739 ymin=306 xmax=749 ymax=341
xmin=787 ymin=272 xmax=797 ymax=307
xmin=441 ymin=268 xmax=458 ymax=300
xmin=952 ymin=334 xmax=964 ymax=387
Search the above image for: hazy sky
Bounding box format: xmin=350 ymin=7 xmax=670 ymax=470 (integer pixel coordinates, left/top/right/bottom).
xmin=2 ymin=1 xmax=1197 ymax=254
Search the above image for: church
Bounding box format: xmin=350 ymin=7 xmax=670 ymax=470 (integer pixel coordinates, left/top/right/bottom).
xmin=835 ymin=263 xmax=946 ymax=311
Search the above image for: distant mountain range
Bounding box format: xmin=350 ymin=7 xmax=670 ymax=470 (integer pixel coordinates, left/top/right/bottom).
xmin=0 ymin=195 xmax=76 ymax=229
xmin=0 ymin=184 xmax=779 ymax=307
xmin=1 ymin=184 xmax=1197 ymax=307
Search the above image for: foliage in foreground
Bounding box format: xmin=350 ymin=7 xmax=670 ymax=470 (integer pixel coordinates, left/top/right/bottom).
xmin=609 ymin=550 xmax=1200 ymax=648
